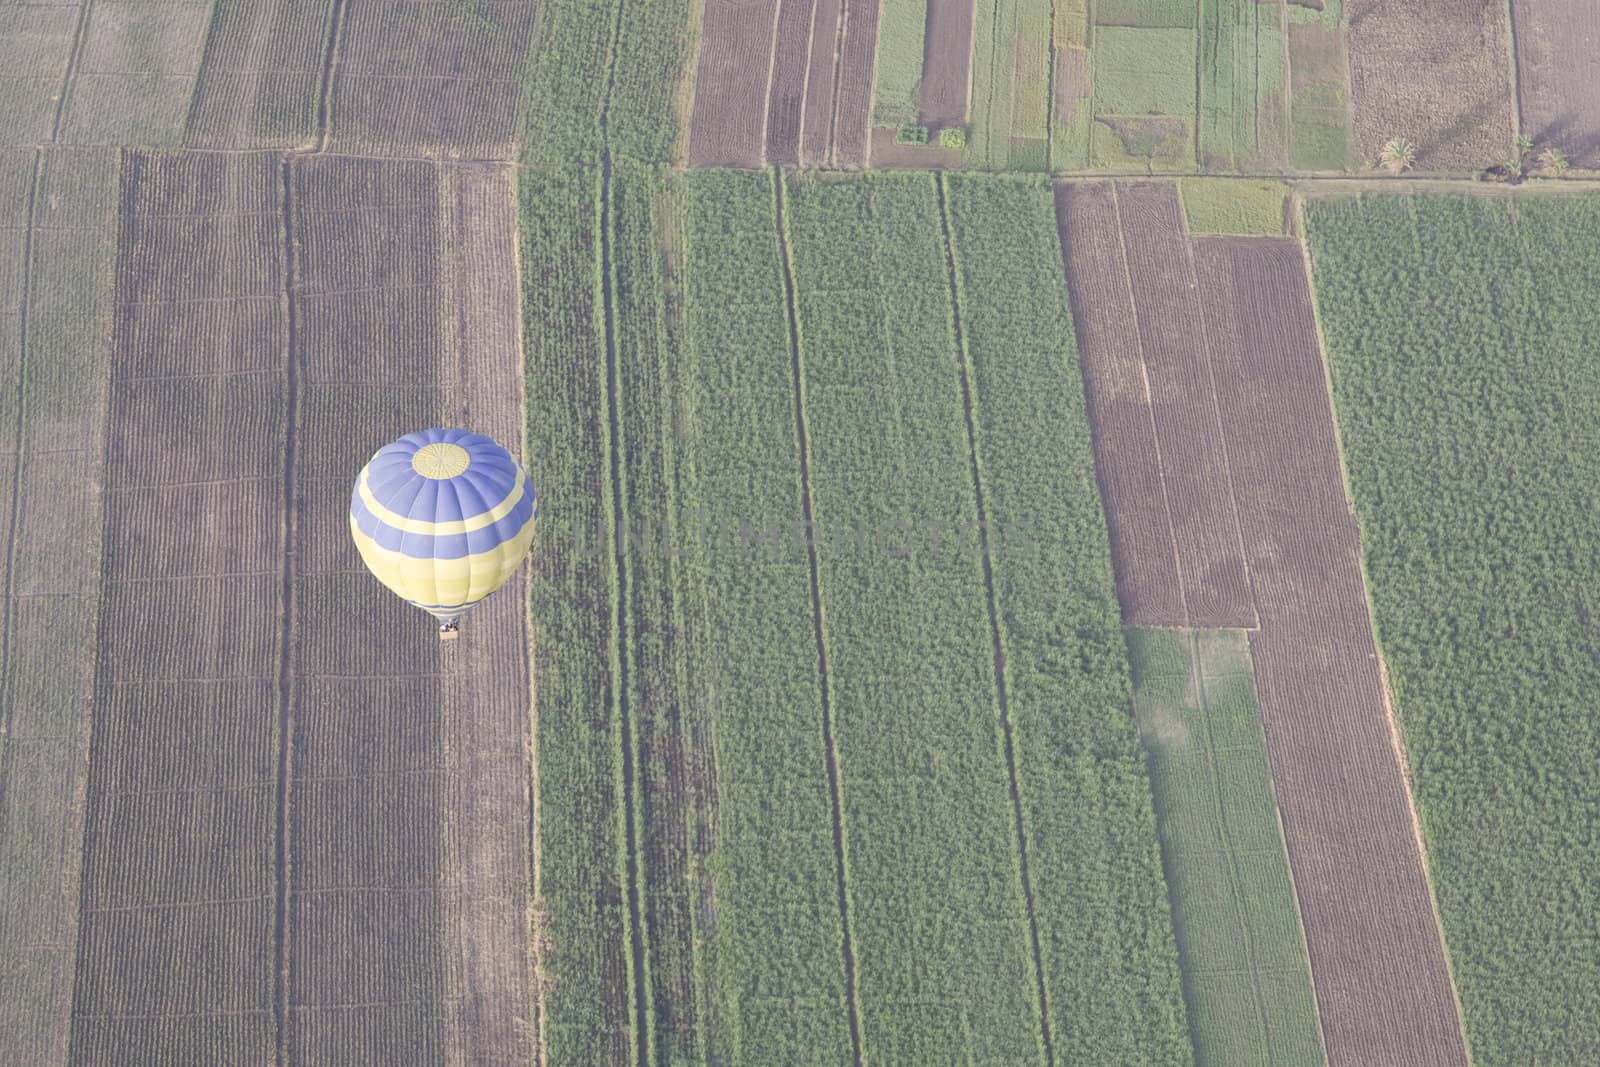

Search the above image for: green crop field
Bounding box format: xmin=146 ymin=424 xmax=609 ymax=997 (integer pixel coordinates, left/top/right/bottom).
xmin=1305 ymin=192 xmax=1600 ymax=1064
xmin=1128 ymin=629 xmax=1325 ymax=1066
xmin=1180 ymin=178 xmax=1290 ymax=235
xmin=872 ymin=0 xmax=928 ymax=127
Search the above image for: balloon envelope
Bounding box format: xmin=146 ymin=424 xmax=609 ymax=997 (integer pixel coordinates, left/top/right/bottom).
xmin=349 ymin=428 xmax=536 ymax=623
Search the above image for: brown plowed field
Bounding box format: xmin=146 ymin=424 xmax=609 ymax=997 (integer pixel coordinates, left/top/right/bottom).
xmin=326 ymin=2 xmax=540 ymax=158
xmin=1055 ymin=183 xmax=1184 ymax=625
xmin=688 ymin=0 xmax=781 ymax=167
xmin=1198 ymin=235 xmax=1468 ymax=1066
xmin=1345 ymin=0 xmax=1515 ymax=169
xmin=1510 ymin=0 xmax=1600 ymax=167
xmin=919 ymin=0 xmax=976 ymax=130
xmin=1057 ymin=179 xmax=1469 ymax=1065
xmin=1114 ymin=184 xmax=1254 ymax=628
xmin=690 ymin=0 xmax=878 ymax=167
xmin=766 ymin=0 xmax=816 ymax=165
xmin=287 ymin=155 xmax=533 ymax=1064
xmin=72 ymin=149 xmax=286 ymax=1065
xmin=1059 ymin=181 xmax=1253 ymax=629
xmin=833 ymin=0 xmax=881 ymax=164
xmin=61 ymin=149 xmax=535 ymax=1064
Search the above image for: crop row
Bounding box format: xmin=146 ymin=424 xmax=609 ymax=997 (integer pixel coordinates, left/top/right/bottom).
xmin=1304 ymin=192 xmax=1600 ymax=1065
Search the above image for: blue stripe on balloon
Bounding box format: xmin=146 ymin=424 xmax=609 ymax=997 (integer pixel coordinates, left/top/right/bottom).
xmin=349 ymin=483 xmax=537 ymax=559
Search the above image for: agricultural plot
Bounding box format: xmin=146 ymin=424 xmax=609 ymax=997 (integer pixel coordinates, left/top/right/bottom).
xmin=184 ymin=0 xmax=332 ymax=150
xmin=1344 ymin=0 xmax=1515 ymax=170
xmin=1056 ymin=182 xmax=1254 ymax=628
xmin=687 ymin=0 xmax=879 ymax=168
xmin=325 ymin=1 xmax=540 ymax=158
xmin=0 ymin=4 xmax=84 ymax=145
xmin=1198 ymin=0 xmax=1289 ymax=170
xmin=0 ymin=145 xmax=119 ymax=1065
xmin=785 ymin=172 xmax=1045 ymax=1061
xmin=1304 ymin=192 xmax=1600 ymax=1064
xmin=54 ymin=0 xmax=214 ymax=147
xmin=1128 ymin=628 xmax=1324 ymax=1067
xmin=1285 ymin=2 xmax=1353 ymax=171
xmin=680 ymin=170 xmax=854 ymax=1063
xmin=1057 ymin=180 xmax=1469 ymax=1064
xmin=944 ymin=175 xmax=1191 ymax=1061
xmin=71 ymin=149 xmax=286 ymax=1065
xmin=1510 ymin=0 xmax=1600 ymax=168
xmin=287 ymin=155 xmax=536 ymax=1065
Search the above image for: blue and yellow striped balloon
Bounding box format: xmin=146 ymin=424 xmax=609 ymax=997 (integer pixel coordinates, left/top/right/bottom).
xmin=349 ymin=428 xmax=536 ymax=626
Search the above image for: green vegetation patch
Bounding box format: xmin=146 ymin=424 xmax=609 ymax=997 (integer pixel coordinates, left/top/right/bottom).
xmin=872 ymin=0 xmax=928 ymax=126
xmin=1180 ymin=178 xmax=1290 ymax=235
xmin=1094 ymin=27 xmax=1198 ymax=116
xmin=1304 ymin=193 xmax=1600 ymax=1064
xmin=1129 ymin=628 xmax=1326 ymax=1067
xmin=1093 ymin=115 xmax=1194 ymax=170
xmin=1096 ymin=0 xmax=1196 ymax=27
xmin=946 ymin=174 xmax=1193 ymax=1062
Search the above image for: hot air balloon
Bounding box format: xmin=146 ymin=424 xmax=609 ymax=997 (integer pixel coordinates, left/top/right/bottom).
xmin=349 ymin=428 xmax=536 ymax=638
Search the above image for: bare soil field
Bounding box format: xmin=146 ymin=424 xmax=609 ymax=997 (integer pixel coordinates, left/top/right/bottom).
xmin=1510 ymin=0 xmax=1600 ymax=167
xmin=0 ymin=145 xmax=119 ymax=1066
xmin=326 ymin=2 xmax=541 ymax=158
xmin=52 ymin=145 xmax=536 ymax=1064
xmin=72 ymin=149 xmax=286 ymax=1065
xmin=1345 ymin=0 xmax=1515 ymax=169
xmin=184 ymin=0 xmax=333 ymax=150
xmin=690 ymin=0 xmax=878 ymax=167
xmin=919 ymin=0 xmax=977 ymax=130
xmin=1056 ymin=179 xmax=1469 ymax=1065
xmin=1057 ymin=181 xmax=1253 ymax=629
xmin=1055 ymin=182 xmax=1184 ymax=625
xmin=287 ymin=154 xmax=533 ymax=1064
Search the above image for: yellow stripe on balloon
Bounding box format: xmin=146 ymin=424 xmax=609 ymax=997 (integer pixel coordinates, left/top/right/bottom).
xmin=355 ymin=469 xmax=530 ymax=536
xmin=348 ymin=512 xmax=535 ymax=608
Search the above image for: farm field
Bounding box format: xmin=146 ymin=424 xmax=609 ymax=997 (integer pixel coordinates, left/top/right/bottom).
xmin=1057 ymin=179 xmax=1469 ymax=1065
xmin=7 ymin=2 xmax=1600 ymax=1065
xmin=1510 ymin=0 xmax=1600 ymax=169
xmin=1304 ymin=191 xmax=1600 ymax=1065
xmin=686 ymin=0 xmax=879 ymax=168
xmin=1128 ymin=628 xmax=1323 ymax=1067
xmin=1343 ymin=0 xmax=1515 ymax=171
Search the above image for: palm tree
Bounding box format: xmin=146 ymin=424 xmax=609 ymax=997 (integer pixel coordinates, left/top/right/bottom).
xmin=1514 ymin=133 xmax=1535 ymax=156
xmin=1537 ymin=146 xmax=1570 ymax=176
xmin=1379 ymin=137 xmax=1417 ymax=175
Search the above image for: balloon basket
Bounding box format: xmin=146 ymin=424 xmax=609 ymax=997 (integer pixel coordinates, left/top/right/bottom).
xmin=439 ymin=629 xmax=459 ymax=642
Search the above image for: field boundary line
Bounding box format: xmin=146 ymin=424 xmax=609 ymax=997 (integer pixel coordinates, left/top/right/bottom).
xmin=514 ymin=170 xmax=548 ymax=1067
xmin=824 ymin=0 xmax=850 ymax=166
xmin=1106 ymin=180 xmax=1190 ymax=628
xmin=1291 ymin=195 xmax=1475 ymax=1063
xmin=50 ymin=0 xmax=94 ymax=142
xmin=1502 ymin=0 xmax=1523 ymax=140
xmin=0 ymin=150 xmax=41 ymax=809
xmin=1175 ymin=193 xmax=1260 ymax=628
xmin=757 ymin=0 xmax=784 ymax=168
xmin=792 ymin=0 xmax=823 ymax=163
xmin=312 ymin=0 xmax=350 ymax=153
xmin=936 ymin=172 xmax=1054 ymax=1067
xmin=272 ymin=156 xmax=304 ymax=1067
xmin=772 ymin=167 xmax=864 ymax=1067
